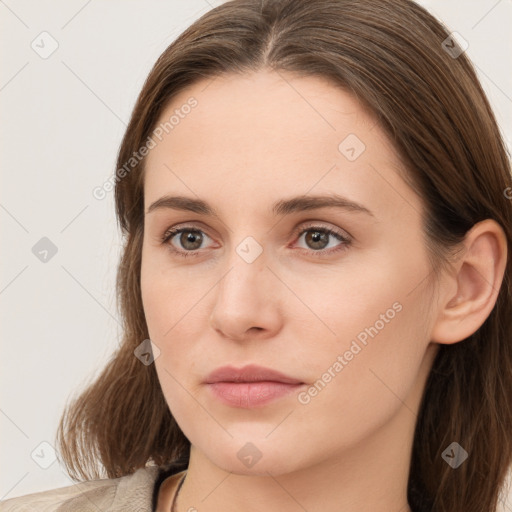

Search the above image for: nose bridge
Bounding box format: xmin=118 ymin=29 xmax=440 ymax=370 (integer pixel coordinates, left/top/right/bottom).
xmin=209 ymin=230 xmax=283 ymax=337
xmin=218 ymin=211 xmax=269 ymax=275
xmin=219 ymin=232 xmax=269 ymax=301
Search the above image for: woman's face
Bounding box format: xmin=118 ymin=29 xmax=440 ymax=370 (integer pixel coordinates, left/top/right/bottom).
xmin=141 ymin=70 xmax=440 ymax=476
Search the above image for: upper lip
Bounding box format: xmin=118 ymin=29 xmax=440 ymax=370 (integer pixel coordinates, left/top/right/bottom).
xmin=204 ymin=364 xmax=304 ymax=385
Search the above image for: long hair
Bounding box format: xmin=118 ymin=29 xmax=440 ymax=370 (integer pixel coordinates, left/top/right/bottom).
xmin=55 ymin=1 xmax=512 ymax=511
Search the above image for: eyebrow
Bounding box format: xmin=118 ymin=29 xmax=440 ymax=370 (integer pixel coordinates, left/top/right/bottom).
xmin=146 ymin=194 xmax=374 ymax=218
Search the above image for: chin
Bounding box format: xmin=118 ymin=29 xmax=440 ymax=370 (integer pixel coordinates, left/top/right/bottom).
xmin=200 ymin=438 xmax=304 ymax=477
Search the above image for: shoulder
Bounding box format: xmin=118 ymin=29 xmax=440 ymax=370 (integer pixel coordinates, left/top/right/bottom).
xmin=0 ymin=465 xmax=161 ymax=512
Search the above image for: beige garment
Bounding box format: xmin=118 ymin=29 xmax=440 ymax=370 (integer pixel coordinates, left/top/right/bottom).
xmin=0 ymin=466 xmax=186 ymax=512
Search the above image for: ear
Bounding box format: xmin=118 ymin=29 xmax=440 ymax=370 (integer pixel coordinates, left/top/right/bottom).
xmin=430 ymin=219 xmax=508 ymax=345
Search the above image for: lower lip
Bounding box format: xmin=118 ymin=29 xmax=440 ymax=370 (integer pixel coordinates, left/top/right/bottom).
xmin=206 ymin=381 xmax=304 ymax=408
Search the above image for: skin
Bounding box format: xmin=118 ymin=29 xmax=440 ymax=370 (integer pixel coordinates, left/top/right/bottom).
xmin=140 ymin=70 xmax=508 ymax=512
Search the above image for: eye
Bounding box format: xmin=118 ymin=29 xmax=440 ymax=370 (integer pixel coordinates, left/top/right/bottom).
xmin=292 ymin=223 xmax=352 ymax=258
xmin=160 ymin=226 xmax=214 ymax=259
xmin=160 ymin=222 xmax=352 ymax=259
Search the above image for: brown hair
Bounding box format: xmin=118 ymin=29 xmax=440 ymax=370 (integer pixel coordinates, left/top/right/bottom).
xmin=55 ymin=1 xmax=512 ymax=510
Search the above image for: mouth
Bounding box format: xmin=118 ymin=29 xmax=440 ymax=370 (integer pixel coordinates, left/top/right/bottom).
xmin=204 ymin=364 xmax=305 ymax=408
xmin=206 ymin=381 xmax=305 ymax=408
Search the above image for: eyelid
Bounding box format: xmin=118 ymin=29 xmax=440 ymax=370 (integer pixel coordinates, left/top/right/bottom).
xmin=160 ymin=223 xmax=216 ymax=247
xmin=290 ymin=220 xmax=352 ymax=242
xmin=161 ymin=221 xmax=350 ymax=244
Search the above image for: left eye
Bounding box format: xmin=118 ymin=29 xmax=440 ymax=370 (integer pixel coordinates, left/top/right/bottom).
xmin=160 ymin=224 xmax=352 ymax=259
xmin=294 ymin=226 xmax=351 ymax=253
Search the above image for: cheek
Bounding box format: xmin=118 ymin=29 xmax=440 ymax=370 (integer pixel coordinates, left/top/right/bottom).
xmin=293 ymin=246 xmax=431 ymax=411
xmin=140 ymin=251 xmax=210 ymax=377
xmin=140 ymin=247 xmax=190 ymax=337
xmin=140 ymin=267 xmax=166 ymax=340
xmin=290 ymin=303 xmax=428 ymax=454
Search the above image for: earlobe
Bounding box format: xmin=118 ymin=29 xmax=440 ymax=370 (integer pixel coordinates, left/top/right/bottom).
xmin=430 ymin=219 xmax=508 ymax=345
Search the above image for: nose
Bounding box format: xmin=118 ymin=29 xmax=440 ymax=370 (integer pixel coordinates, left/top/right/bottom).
xmin=208 ymin=253 xmax=283 ymax=342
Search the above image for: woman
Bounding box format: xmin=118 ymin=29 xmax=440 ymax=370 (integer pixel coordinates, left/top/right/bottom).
xmin=2 ymin=0 xmax=511 ymax=511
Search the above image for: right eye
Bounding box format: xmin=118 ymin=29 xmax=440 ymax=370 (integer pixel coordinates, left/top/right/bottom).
xmin=160 ymin=226 xmax=214 ymax=258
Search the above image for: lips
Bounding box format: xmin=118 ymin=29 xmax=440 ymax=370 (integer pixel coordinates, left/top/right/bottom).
xmin=204 ymin=364 xmax=304 ymax=385
xmin=204 ymin=364 xmax=305 ymax=408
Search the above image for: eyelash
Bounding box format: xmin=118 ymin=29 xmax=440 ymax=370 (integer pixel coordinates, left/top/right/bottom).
xmin=160 ymin=223 xmax=352 ymax=260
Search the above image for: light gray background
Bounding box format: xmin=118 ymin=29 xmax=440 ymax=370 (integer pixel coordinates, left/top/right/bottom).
xmin=1 ymin=0 xmax=511 ymax=508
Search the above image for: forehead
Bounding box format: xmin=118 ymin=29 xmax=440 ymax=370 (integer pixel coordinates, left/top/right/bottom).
xmin=143 ymin=70 xmax=421 ymax=224
xmin=147 ymin=70 xmax=377 ymax=159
